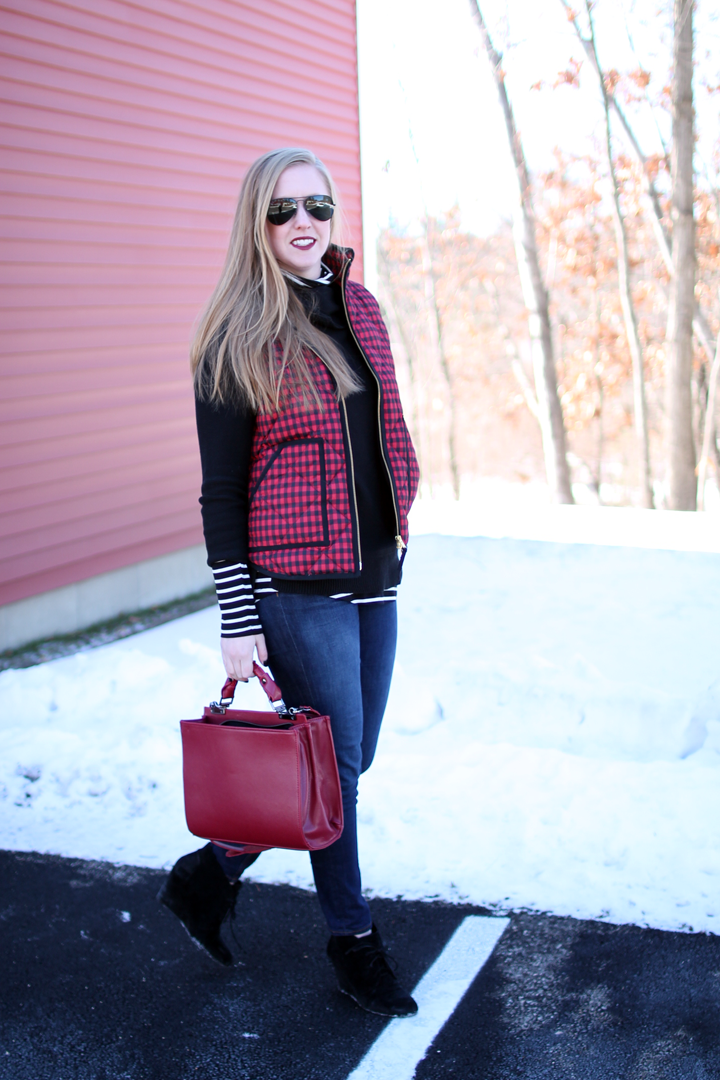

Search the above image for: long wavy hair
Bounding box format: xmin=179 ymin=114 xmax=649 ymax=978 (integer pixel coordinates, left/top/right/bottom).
xmin=190 ymin=148 xmax=361 ymax=412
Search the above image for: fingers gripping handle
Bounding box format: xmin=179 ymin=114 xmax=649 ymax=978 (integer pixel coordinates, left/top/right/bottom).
xmin=220 ymin=662 xmax=286 ymax=712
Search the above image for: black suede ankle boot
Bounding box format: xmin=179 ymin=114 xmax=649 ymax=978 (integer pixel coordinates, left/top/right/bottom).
xmin=327 ymin=925 xmax=418 ymax=1017
xmin=158 ymin=843 xmax=240 ymax=966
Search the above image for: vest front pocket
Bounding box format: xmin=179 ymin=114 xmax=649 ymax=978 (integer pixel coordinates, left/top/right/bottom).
xmin=248 ymin=437 xmax=330 ymax=552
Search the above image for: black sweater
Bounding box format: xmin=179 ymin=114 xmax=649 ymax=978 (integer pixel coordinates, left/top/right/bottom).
xmin=195 ymin=276 xmax=401 ymax=607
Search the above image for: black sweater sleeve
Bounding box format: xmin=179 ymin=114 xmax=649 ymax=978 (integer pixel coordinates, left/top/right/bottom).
xmin=194 ymin=393 xmax=255 ymax=567
xmin=195 ymin=394 xmax=266 ymax=638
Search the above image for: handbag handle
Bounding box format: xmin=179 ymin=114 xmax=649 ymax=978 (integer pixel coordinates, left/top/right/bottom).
xmin=220 ymin=662 xmax=286 ymax=712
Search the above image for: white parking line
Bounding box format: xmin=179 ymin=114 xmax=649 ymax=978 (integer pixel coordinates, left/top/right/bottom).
xmin=346 ymin=915 xmax=510 ymax=1080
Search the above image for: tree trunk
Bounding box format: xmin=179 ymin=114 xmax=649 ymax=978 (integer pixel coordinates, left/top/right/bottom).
xmin=377 ymin=245 xmax=426 ymax=486
xmin=420 ymin=222 xmax=461 ymax=499
xmin=470 ymin=0 xmax=573 ymax=503
xmin=666 ymin=0 xmax=696 ymax=510
xmin=484 ymin=278 xmax=541 ymax=420
xmin=593 ymin=286 xmax=604 ymax=503
xmin=585 ymin=1 xmax=654 ymax=508
xmin=697 ymin=322 xmax=720 ymax=510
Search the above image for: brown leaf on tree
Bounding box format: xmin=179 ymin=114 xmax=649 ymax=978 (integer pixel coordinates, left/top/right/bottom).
xmin=628 ymin=68 xmax=651 ymax=90
xmin=603 ymin=68 xmax=620 ymax=95
xmin=644 ymin=153 xmax=666 ymax=181
xmin=553 ymin=58 xmax=582 ymax=89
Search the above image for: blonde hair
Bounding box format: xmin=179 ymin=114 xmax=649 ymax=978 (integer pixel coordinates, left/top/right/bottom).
xmin=191 ymin=148 xmax=360 ymax=412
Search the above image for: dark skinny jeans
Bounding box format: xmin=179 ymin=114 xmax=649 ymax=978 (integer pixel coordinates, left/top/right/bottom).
xmin=213 ymin=593 xmax=397 ymax=935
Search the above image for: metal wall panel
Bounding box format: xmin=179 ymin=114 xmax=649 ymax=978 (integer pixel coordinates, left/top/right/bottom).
xmin=0 ymin=0 xmax=363 ymax=605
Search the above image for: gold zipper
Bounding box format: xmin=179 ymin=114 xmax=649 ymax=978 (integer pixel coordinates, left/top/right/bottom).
xmin=339 ymin=262 xmax=405 ymax=553
xmin=340 ymin=394 xmax=362 ymax=571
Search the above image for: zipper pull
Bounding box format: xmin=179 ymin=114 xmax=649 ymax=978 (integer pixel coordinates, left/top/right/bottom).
xmin=395 ymin=535 xmax=406 ymax=551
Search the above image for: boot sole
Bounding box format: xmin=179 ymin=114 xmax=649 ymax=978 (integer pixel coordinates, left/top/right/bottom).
xmin=336 ymin=984 xmax=418 ymax=1018
xmin=157 ymin=885 xmax=234 ymax=967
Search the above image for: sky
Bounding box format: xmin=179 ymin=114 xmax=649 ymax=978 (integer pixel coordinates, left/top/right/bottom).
xmin=356 ymin=0 xmax=720 ymax=290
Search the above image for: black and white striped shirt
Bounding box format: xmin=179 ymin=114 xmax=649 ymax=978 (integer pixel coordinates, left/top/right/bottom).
xmin=213 ymin=562 xmax=396 ymax=637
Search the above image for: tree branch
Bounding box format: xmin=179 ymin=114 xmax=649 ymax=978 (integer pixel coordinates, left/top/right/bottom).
xmin=558 ymin=0 xmax=715 ymax=364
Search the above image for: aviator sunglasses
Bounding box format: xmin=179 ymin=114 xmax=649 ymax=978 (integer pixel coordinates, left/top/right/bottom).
xmin=266 ymin=194 xmax=335 ymax=226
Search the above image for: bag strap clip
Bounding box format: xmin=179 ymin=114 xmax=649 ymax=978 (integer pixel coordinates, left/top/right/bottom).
xmin=214 ymin=663 xmax=292 ymax=717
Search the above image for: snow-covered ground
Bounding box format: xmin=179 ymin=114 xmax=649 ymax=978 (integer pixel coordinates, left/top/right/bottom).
xmin=2 ymin=487 xmax=720 ymax=934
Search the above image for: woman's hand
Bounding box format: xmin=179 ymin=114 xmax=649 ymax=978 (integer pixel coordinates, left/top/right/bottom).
xmin=221 ymin=634 xmax=268 ymax=682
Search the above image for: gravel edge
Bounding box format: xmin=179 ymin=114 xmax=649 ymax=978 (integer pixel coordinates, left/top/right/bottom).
xmin=0 ymin=588 xmax=216 ymax=672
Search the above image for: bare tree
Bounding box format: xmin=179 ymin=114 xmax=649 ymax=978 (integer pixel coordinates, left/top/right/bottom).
xmin=560 ymin=0 xmax=715 ymax=368
xmin=420 ymin=221 xmax=461 ymax=498
xmin=470 ymin=0 xmax=574 ymax=503
xmin=584 ymin=0 xmax=653 ymax=508
xmin=377 ymin=243 xmax=426 ymax=484
xmin=697 ymin=314 xmax=720 ymax=510
xmin=484 ymin=278 xmax=541 ymax=422
xmin=665 ymin=0 xmax=696 ymax=509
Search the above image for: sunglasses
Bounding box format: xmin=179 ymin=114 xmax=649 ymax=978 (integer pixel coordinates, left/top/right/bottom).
xmin=266 ymin=194 xmax=335 ymax=226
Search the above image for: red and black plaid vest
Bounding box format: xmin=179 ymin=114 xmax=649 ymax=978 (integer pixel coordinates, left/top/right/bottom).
xmin=247 ymin=247 xmax=419 ymax=579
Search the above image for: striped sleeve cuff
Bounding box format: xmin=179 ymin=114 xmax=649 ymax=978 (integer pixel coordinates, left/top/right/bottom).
xmin=212 ymin=561 xmax=263 ymax=638
xmin=252 ymin=573 xmax=277 ymax=603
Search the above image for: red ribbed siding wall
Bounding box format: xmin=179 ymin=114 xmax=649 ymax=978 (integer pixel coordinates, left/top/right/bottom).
xmin=0 ymin=0 xmax=363 ymax=606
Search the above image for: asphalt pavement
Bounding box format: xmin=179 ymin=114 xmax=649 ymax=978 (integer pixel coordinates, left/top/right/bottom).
xmin=1 ymin=850 xmax=719 ymax=1080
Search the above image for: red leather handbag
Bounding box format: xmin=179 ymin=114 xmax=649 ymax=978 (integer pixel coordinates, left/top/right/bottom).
xmin=180 ymin=663 xmax=343 ymax=852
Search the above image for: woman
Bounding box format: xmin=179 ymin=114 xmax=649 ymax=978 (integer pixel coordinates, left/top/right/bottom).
xmin=159 ymin=148 xmax=420 ymax=1018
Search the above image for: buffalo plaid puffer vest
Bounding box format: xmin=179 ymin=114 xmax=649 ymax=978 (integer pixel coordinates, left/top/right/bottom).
xmin=247 ymin=247 xmax=419 ymax=579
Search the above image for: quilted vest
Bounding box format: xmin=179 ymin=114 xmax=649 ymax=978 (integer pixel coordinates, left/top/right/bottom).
xmin=247 ymin=246 xmax=419 ymax=579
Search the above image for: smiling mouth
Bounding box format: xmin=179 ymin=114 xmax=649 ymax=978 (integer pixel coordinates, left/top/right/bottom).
xmin=291 ymin=238 xmax=316 ymax=248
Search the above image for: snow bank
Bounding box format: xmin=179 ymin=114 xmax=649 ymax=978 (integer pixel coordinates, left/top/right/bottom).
xmin=2 ymin=499 xmax=720 ymax=933
xmin=410 ymin=478 xmax=720 ymax=553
